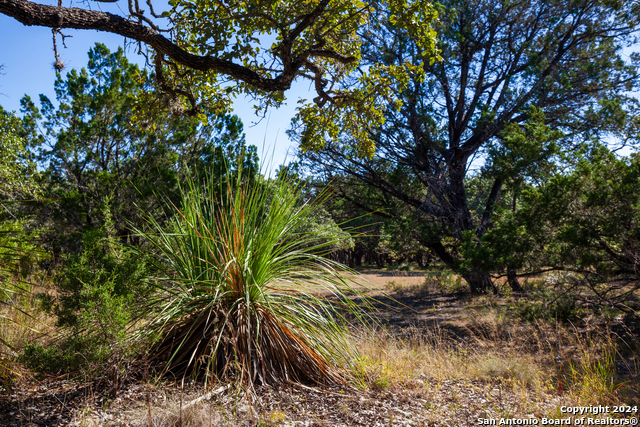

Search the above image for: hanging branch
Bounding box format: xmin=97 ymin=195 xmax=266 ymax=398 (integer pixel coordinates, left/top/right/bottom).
xmin=0 ymin=0 xmax=357 ymax=93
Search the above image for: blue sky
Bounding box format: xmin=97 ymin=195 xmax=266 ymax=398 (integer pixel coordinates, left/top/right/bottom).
xmin=0 ymin=2 xmax=308 ymax=174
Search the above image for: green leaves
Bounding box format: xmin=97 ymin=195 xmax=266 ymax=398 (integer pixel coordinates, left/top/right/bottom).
xmin=161 ymin=0 xmax=439 ymax=156
xmin=0 ymin=107 xmax=39 ymax=201
xmin=484 ymin=106 xmax=562 ymax=184
xmin=23 ymin=44 xmax=257 ymax=244
xmin=294 ymin=61 xmax=427 ymax=157
xmin=166 ymin=0 xmax=368 ymax=102
xmin=31 ymin=228 xmax=151 ymax=373
xmin=463 ymin=142 xmax=640 ymax=303
xmin=389 ymin=0 xmax=440 ymax=59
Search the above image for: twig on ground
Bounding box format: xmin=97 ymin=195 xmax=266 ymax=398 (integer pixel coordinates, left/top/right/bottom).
xmin=182 ymin=384 xmax=230 ymax=410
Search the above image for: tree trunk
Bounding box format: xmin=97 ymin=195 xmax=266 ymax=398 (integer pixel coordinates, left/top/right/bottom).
xmin=462 ymin=270 xmax=496 ymax=294
xmin=375 ymin=253 xmax=385 ymax=268
xmin=477 ymin=178 xmax=503 ymax=237
xmin=354 ymin=250 xmax=363 ymax=267
xmin=347 ymin=250 xmax=355 ymax=268
xmin=507 ymin=269 xmax=523 ymax=292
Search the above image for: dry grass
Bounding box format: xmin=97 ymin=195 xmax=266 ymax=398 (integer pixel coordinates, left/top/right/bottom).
xmin=2 ymin=269 xmax=639 ymax=426
xmin=0 ymin=274 xmax=55 ymax=390
xmin=351 ymin=296 xmax=639 ymax=409
xmin=351 ymin=322 xmax=549 ymax=393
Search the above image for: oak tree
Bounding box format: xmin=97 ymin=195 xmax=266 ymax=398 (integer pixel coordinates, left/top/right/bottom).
xmin=0 ymin=0 xmax=438 ymax=123
xmin=295 ymin=0 xmax=640 ymax=292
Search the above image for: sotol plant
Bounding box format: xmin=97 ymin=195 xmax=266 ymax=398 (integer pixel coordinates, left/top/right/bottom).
xmin=136 ymin=169 xmax=369 ymax=386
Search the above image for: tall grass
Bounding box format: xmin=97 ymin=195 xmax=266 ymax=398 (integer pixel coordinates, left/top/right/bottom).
xmin=0 ymin=222 xmax=47 ymax=387
xmin=136 ymin=169 xmax=369 ymax=386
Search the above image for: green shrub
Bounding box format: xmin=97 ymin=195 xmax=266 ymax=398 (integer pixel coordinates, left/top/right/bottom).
xmin=421 ymin=270 xmax=469 ymax=294
xmin=20 ymin=343 xmax=69 ymax=374
xmin=515 ymin=287 xmax=581 ymax=323
xmin=31 ymin=228 xmax=150 ymax=374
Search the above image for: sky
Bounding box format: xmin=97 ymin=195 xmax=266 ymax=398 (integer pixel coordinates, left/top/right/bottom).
xmin=0 ymin=1 xmax=309 ymax=175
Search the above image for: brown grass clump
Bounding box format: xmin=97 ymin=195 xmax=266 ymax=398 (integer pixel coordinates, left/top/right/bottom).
xmin=0 ymin=276 xmax=54 ymax=390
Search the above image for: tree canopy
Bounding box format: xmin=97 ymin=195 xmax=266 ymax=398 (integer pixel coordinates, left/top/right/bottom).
xmin=461 ymin=143 xmax=640 ymax=309
xmin=0 ymin=106 xmax=38 ymax=202
xmin=0 ymin=0 xmax=438 ymax=127
xmin=296 ymin=0 xmax=640 ymax=292
xmin=18 ymin=44 xmax=257 ymax=249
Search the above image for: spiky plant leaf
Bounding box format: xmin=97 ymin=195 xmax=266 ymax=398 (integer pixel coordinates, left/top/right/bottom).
xmin=135 ymin=169 xmax=370 ymax=386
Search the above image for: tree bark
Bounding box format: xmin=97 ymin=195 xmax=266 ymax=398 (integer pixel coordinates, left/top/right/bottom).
xmin=507 ymin=269 xmax=523 ymax=292
xmin=463 ymin=270 xmax=497 ymax=294
xmin=477 ymin=178 xmax=503 ymax=238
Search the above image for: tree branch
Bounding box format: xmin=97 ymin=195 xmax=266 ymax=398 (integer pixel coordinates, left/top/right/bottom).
xmin=476 ymin=178 xmax=503 ymax=238
xmin=0 ymin=0 xmax=347 ymax=92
